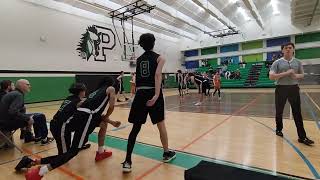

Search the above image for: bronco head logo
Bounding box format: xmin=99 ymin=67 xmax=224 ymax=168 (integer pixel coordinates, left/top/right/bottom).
xmin=77 ymin=26 xmax=101 ymax=61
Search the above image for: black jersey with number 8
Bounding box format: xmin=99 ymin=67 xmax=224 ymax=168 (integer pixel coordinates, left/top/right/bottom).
xmin=136 ymin=51 xmax=160 ymax=88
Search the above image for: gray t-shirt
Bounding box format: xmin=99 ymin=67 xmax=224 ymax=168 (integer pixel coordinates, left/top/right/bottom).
xmin=270 ymin=57 xmax=304 ymax=85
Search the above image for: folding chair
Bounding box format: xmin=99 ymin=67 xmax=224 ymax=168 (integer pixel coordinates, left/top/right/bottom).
xmin=0 ymin=127 xmax=23 ymax=153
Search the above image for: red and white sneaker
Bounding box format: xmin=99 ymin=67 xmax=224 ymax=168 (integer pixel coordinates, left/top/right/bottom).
xmin=25 ymin=168 xmax=42 ymax=180
xmin=95 ymin=150 xmax=112 ymax=161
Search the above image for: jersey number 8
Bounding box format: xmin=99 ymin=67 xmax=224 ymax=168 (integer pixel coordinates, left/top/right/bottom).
xmin=140 ymin=61 xmax=150 ymax=77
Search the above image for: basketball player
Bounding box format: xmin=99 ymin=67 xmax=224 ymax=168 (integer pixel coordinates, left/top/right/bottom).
xmin=15 ymin=77 xmax=121 ymax=179
xmin=177 ymin=70 xmax=184 ymax=96
xmin=188 ymin=73 xmax=209 ymax=106
xmin=212 ymin=72 xmax=221 ymax=100
xmin=122 ymin=33 xmax=176 ymax=173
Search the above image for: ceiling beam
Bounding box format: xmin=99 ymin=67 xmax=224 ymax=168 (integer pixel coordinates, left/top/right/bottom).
xmin=243 ymin=0 xmax=264 ymax=29
xmin=71 ymin=0 xmax=196 ymax=39
xmin=191 ymin=0 xmax=237 ymax=29
xmin=144 ymin=0 xmax=214 ymax=33
xmin=308 ymin=0 xmax=320 ymax=25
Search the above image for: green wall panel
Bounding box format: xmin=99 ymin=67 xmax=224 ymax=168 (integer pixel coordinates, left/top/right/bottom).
xmin=122 ymin=74 xmax=178 ymax=90
xmin=201 ymin=47 xmax=217 ymax=55
xmin=122 ymin=75 xmax=131 ymax=93
xmin=296 ymin=48 xmax=320 ymax=59
xmin=241 ymin=40 xmax=263 ymax=50
xmin=164 ymin=74 xmax=178 ymax=88
xmin=0 ymin=76 xmax=75 ymax=103
xmin=295 ymin=32 xmax=320 ymax=44
xmin=242 ymin=53 xmax=263 ymax=62
xmin=208 ymin=58 xmax=218 ymax=66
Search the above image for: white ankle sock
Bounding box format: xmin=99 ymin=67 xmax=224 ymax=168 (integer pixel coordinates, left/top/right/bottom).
xmin=39 ymin=165 xmax=49 ymax=176
xmin=98 ymin=146 xmax=104 ymax=153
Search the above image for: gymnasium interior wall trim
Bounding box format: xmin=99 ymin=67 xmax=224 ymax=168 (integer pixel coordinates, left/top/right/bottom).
xmin=0 ymin=72 xmax=178 ymax=103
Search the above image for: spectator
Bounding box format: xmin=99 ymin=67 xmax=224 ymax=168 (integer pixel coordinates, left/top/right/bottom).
xmin=0 ymin=79 xmax=35 ymax=142
xmin=235 ymin=69 xmax=241 ymax=80
xmin=0 ymin=80 xmax=14 ymax=100
xmin=0 ymin=79 xmax=53 ymax=145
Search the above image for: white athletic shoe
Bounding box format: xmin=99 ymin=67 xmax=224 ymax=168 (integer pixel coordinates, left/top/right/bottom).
xmin=218 ymin=97 xmax=221 ymax=101
xmin=195 ymin=102 xmax=202 ymax=106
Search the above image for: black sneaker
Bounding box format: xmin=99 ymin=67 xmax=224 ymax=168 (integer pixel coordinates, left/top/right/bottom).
xmin=298 ymin=137 xmax=314 ymax=146
xmin=80 ymin=143 xmax=91 ymax=150
xmin=34 ymin=138 xmax=42 ymax=144
xmin=163 ymin=150 xmax=176 ymax=163
xmin=24 ymin=132 xmax=35 ymax=143
xmin=40 ymin=137 xmax=54 ymax=146
xmin=117 ymin=99 xmax=122 ymax=102
xmin=125 ymin=98 xmax=129 ymax=101
xmin=15 ymin=156 xmax=34 ymax=171
xmin=276 ymin=130 xmax=283 ymax=137
xmin=122 ymin=161 xmax=132 ymax=173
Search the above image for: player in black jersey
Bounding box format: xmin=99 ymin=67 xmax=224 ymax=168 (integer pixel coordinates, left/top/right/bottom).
xmin=176 ymin=70 xmax=184 ymax=96
xmin=122 ymin=33 xmax=176 ymax=173
xmin=48 ymin=83 xmax=87 ymax=155
xmin=16 ymin=77 xmax=121 ymax=180
xmin=188 ymin=73 xmax=209 ymax=106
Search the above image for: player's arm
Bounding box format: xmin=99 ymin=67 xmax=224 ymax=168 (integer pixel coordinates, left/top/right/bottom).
xmin=155 ymin=56 xmax=165 ymax=98
xmin=101 ymin=86 xmax=116 ymax=121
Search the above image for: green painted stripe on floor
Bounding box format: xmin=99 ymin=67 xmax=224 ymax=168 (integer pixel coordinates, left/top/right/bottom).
xmin=88 ymin=134 xmax=308 ymax=180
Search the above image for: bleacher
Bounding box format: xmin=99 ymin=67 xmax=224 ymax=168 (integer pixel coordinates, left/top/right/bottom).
xmin=194 ymin=61 xmax=275 ymax=88
xmin=256 ymin=65 xmax=275 ymax=87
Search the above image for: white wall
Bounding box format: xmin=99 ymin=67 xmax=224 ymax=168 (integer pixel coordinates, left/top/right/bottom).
xmin=0 ymin=0 xmax=182 ymax=73
xmin=180 ymin=13 xmax=320 ymax=51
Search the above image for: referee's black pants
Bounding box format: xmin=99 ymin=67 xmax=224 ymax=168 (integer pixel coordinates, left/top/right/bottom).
xmin=275 ymin=85 xmax=306 ymax=139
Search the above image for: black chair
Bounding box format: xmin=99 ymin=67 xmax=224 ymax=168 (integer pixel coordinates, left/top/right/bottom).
xmin=0 ymin=122 xmax=23 ymax=153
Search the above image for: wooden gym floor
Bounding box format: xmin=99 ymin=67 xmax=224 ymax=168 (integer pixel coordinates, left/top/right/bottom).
xmin=0 ymin=87 xmax=320 ymax=180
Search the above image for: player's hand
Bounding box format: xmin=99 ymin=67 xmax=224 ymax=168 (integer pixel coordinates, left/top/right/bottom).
xmin=111 ymin=120 xmax=121 ymax=128
xmin=99 ymin=121 xmax=108 ymax=129
xmin=146 ymin=95 xmax=158 ymax=107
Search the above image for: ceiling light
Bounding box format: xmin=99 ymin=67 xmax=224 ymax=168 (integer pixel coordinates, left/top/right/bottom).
xmin=238 ymin=7 xmax=250 ymax=21
xmin=271 ymin=0 xmax=280 ymax=15
xmin=230 ymin=0 xmax=238 ymax=4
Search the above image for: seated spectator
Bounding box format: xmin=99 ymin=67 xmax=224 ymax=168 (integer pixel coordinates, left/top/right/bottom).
xmin=225 ymin=71 xmax=231 ymax=79
xmin=0 ymin=79 xmax=53 ymax=145
xmin=235 ymin=69 xmax=241 ymax=80
xmin=0 ymin=80 xmax=15 ymax=100
xmin=229 ymin=71 xmax=235 ymax=79
xmin=0 ymin=79 xmax=35 ymax=142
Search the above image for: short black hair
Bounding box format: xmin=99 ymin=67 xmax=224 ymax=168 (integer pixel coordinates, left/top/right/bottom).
xmin=188 ymin=73 xmax=195 ymax=77
xmin=281 ymin=42 xmax=295 ymax=50
xmin=0 ymin=80 xmax=12 ymax=90
xmin=177 ymin=70 xmax=182 ymax=73
xmin=138 ymin=33 xmax=155 ymax=51
xmin=69 ymin=83 xmax=86 ymax=95
xmin=97 ymin=76 xmax=119 ymax=94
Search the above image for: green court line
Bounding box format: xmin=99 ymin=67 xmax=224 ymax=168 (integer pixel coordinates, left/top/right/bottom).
xmin=88 ymin=134 xmax=312 ymax=180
